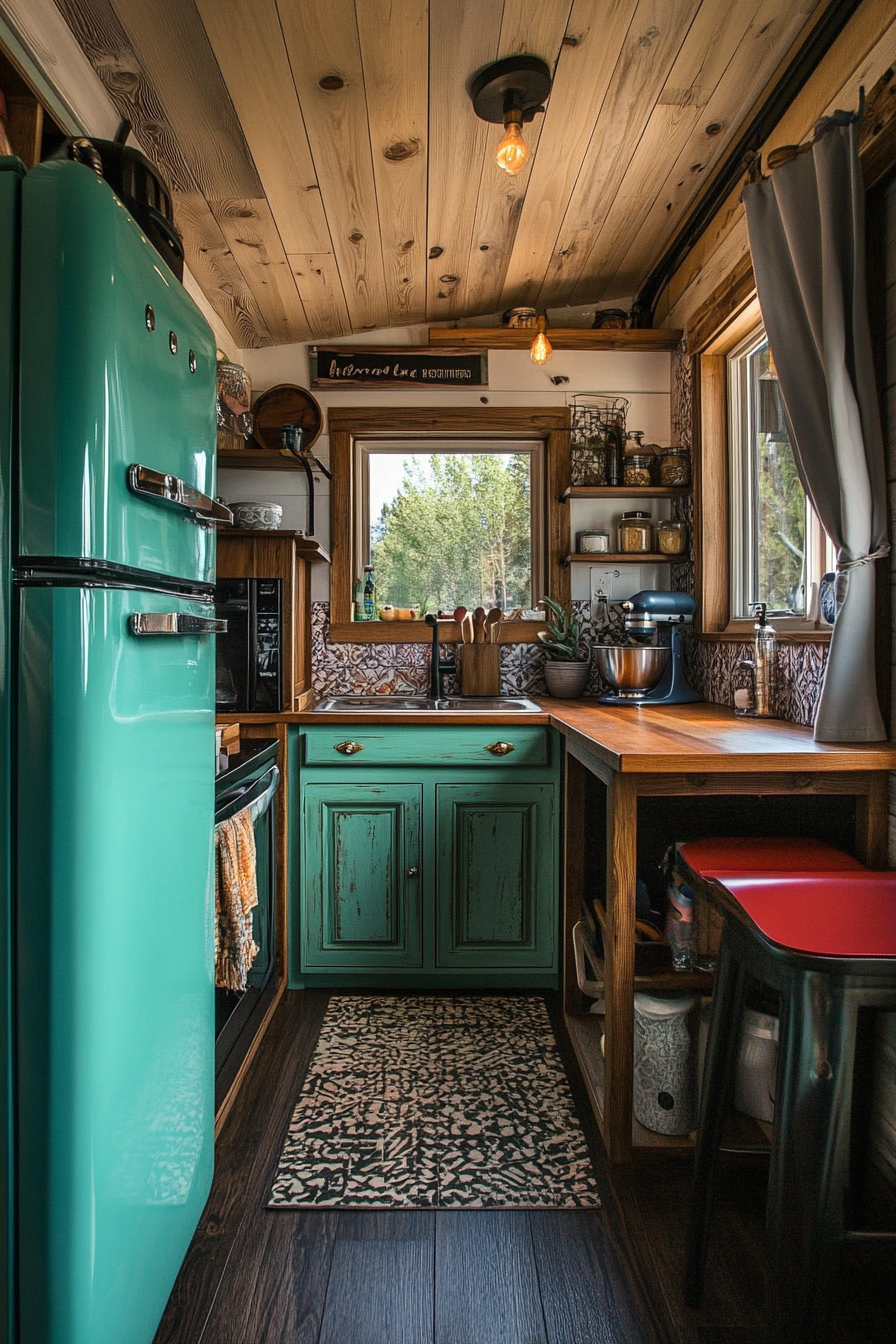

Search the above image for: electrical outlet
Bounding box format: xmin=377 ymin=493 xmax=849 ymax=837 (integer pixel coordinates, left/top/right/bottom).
xmin=589 ymin=567 xmax=621 ymax=599
xmin=589 ymin=566 xmax=645 ymax=600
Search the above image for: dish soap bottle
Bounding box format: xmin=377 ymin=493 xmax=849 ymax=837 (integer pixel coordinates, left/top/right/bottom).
xmin=751 ymin=602 xmax=776 ymax=717
xmin=362 ymin=565 xmax=377 ymax=621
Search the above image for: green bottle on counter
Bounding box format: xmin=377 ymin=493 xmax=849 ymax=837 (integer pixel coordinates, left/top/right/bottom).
xmin=363 ymin=565 xmax=376 ymax=621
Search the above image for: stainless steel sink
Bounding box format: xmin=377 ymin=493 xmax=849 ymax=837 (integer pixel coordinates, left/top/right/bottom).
xmin=314 ymin=695 xmax=542 ymax=713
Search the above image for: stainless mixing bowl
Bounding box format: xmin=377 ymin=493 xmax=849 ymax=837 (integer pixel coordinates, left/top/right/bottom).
xmin=594 ymin=644 xmax=669 ymax=698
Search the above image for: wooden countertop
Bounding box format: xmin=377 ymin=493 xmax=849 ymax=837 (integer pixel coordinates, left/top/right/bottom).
xmin=545 ymin=700 xmax=896 ymax=774
xmin=224 ymin=699 xmax=896 ymax=774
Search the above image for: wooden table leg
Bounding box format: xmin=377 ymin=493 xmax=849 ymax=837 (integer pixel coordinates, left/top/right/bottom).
xmin=604 ymin=773 xmax=638 ymax=1163
xmin=854 ymin=773 xmax=888 ymax=868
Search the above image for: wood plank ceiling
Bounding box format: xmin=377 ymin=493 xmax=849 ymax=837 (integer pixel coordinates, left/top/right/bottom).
xmin=53 ymin=0 xmax=825 ymax=348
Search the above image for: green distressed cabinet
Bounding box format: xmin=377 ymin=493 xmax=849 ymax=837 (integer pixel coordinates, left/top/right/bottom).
xmin=294 ymin=725 xmax=560 ymax=988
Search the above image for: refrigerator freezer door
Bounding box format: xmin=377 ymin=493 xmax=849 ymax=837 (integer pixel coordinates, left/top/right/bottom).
xmin=0 ymin=156 xmax=24 ymax=1344
xmin=16 ymin=585 xmax=216 ymax=1344
xmin=18 ymin=160 xmax=217 ymax=587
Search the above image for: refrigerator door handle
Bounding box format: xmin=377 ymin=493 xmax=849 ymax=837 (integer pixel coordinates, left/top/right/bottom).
xmin=130 ymin=612 xmax=228 ymax=636
xmin=127 ymin=463 xmax=233 ymax=527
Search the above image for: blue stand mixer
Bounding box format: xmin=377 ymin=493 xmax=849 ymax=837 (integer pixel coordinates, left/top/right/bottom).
xmin=594 ymin=590 xmax=701 ymax=706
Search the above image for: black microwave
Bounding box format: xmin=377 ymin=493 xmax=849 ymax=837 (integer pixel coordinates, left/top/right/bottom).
xmin=215 ymin=578 xmax=283 ymax=713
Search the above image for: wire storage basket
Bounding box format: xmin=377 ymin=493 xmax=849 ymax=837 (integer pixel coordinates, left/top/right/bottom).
xmin=569 ymin=394 xmax=630 ymax=486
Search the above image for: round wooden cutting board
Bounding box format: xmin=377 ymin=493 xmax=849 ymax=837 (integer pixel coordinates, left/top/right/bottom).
xmin=250 ymin=384 xmax=324 ymax=451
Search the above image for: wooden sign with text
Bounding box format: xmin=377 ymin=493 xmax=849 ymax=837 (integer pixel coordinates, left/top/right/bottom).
xmin=309 ymin=346 xmax=488 ymax=389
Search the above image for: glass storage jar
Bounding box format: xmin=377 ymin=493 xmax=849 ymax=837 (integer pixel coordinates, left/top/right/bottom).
xmin=659 ymin=446 xmax=691 ymax=486
xmin=618 ymin=510 xmax=653 ymax=554
xmin=570 ymin=433 xmax=607 ymax=486
xmin=656 ymin=518 xmax=688 ymax=556
xmin=624 ymin=453 xmax=654 ymax=486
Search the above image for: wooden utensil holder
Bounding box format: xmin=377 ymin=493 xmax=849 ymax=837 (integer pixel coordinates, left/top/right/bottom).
xmin=460 ymin=644 xmax=500 ymax=697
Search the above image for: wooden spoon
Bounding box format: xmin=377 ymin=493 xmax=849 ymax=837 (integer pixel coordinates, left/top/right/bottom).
xmin=453 ymin=605 xmax=467 ymax=627
xmin=462 ymin=613 xmax=474 ymax=644
xmin=486 ymin=608 xmax=502 ymax=644
xmin=472 ymin=607 xmax=486 ymax=643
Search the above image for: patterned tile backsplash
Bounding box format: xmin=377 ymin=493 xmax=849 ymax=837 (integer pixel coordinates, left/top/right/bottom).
xmin=311 ymin=601 xmax=827 ymax=722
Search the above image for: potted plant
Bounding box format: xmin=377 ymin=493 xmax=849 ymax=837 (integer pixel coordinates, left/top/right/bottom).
xmin=537 ymin=596 xmax=591 ymax=698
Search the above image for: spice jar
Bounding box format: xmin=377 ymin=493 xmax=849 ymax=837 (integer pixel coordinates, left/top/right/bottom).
xmin=656 ymin=519 xmax=688 ymax=556
xmin=659 ymin=446 xmax=691 ymax=487
xmin=571 ymin=433 xmax=607 ymax=486
xmin=618 ymin=510 xmax=653 ymax=554
xmin=624 ymin=453 xmax=654 ymax=486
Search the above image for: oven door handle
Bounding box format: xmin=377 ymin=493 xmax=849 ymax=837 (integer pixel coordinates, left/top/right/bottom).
xmin=215 ymin=764 xmax=279 ymax=824
xmin=127 ymin=463 xmax=233 ymax=527
xmin=130 ymin=612 xmax=227 ymax=636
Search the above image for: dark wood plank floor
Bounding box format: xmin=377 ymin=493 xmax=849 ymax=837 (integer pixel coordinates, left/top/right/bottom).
xmin=153 ymin=990 xmax=895 ymax=1344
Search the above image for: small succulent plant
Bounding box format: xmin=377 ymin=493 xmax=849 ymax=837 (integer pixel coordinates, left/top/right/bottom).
xmin=537 ymin=596 xmax=584 ymax=661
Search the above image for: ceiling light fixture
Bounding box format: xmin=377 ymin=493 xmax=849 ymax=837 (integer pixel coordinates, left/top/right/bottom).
xmin=530 ymin=315 xmax=552 ymax=365
xmin=469 ymin=56 xmax=552 ymax=177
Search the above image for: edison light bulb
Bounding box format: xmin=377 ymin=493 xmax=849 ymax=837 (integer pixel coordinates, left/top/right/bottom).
xmin=530 ymin=318 xmax=552 ymax=365
xmin=495 ymin=117 xmax=528 ymax=175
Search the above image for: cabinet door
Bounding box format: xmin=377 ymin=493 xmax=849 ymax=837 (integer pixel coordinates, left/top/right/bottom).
xmin=303 ymin=783 xmax=422 ymax=968
xmin=435 ymin=783 xmax=556 ymax=968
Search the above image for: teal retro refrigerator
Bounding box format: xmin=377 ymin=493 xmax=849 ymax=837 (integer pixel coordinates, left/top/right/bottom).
xmin=0 ymin=155 xmax=226 ymax=1344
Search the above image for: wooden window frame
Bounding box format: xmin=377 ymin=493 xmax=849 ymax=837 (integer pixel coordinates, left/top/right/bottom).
xmin=693 ymin=287 xmax=832 ymax=643
xmin=326 ymin=406 xmax=571 ymax=643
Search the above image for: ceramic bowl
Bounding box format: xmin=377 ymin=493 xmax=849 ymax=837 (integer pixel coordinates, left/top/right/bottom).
xmin=229 ymin=501 xmax=283 ymax=530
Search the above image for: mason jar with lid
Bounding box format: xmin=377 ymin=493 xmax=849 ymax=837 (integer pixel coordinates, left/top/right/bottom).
xmin=624 ymin=453 xmax=654 ymax=486
xmin=659 ymin=446 xmax=691 ymax=487
xmin=618 ymin=510 xmax=653 ymax=553
xmin=656 ymin=518 xmax=688 ymax=556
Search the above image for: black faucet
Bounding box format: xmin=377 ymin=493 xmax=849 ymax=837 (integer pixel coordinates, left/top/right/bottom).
xmin=425 ymin=615 xmax=455 ymax=699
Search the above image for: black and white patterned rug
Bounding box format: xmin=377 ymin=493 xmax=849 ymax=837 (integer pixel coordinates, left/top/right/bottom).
xmin=268 ymin=995 xmax=601 ymax=1210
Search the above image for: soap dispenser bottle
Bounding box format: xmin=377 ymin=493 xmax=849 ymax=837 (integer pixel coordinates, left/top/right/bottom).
xmin=751 ymin=602 xmax=776 ymax=718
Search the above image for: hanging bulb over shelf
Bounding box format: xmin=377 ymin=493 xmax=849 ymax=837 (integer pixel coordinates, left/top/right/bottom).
xmin=495 ymin=110 xmax=528 ymax=175
xmin=530 ymin=315 xmax=552 ymax=365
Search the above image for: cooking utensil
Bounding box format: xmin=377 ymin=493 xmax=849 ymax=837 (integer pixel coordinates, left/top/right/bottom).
xmin=453 ymin=606 xmax=467 ymax=626
xmin=472 ymin=607 xmax=486 ymax=643
xmin=462 ymin=613 xmax=474 ymax=644
xmin=593 ymin=645 xmax=669 ymax=698
xmin=486 ymin=609 xmax=502 ymax=644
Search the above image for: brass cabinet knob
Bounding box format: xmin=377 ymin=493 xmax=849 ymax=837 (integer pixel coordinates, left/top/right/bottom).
xmin=485 ymin=741 xmax=515 ymax=756
xmin=334 ymin=740 xmax=364 ymax=755
xmin=406 ymin=867 xmax=419 ymax=878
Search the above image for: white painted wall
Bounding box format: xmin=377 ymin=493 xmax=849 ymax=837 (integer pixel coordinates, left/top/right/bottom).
xmin=221 ymin=324 xmax=672 ymax=601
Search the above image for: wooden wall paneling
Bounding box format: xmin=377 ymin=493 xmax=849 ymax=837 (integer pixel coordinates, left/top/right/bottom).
xmin=328 ymin=423 xmax=354 ymax=629
xmin=533 ymin=0 xmax=704 ymax=311
xmin=53 ymin=0 xmax=272 ymax=349
xmin=694 ymin=353 xmax=729 ymax=633
xmin=174 ymin=191 xmax=273 ymax=349
xmin=599 ymin=0 xmax=817 ymax=300
xmin=354 ymin=0 xmax=428 ymax=329
xmin=277 ymin=0 xmax=389 ymax=333
xmin=548 ymin=423 xmax=571 ymax=611
xmin=498 ymin=0 xmax=640 ymax=312
xmin=453 ymin=0 xmax=573 ymax=321
xmin=193 ymin=0 xmax=334 ymax=260
xmin=4 ymin=94 xmax=43 ymax=167
xmin=858 ymin=63 xmax=896 ymax=191
xmin=287 ymin=253 xmax=352 ymax=340
xmin=425 ymin=0 xmax=503 ymax=321
xmin=658 ymin=5 xmax=896 ymax=326
xmin=685 ymin=252 xmax=756 ymax=355
xmin=107 ymin=0 xmax=308 ymax=346
xmin=497 ymin=0 xmax=644 ymax=309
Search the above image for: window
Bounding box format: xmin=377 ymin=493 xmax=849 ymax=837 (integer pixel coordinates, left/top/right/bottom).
xmin=727 ymin=328 xmax=833 ymax=623
xmin=356 ymin=439 xmax=543 ymax=614
xmin=326 ymin=406 xmax=570 ymax=643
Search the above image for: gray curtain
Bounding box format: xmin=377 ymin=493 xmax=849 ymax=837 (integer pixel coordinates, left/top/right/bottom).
xmin=743 ymin=117 xmax=889 ymax=742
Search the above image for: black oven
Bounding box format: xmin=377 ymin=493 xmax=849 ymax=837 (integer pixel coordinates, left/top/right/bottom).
xmin=214 ymin=737 xmax=279 ymax=1109
xmin=215 ymin=578 xmax=283 ymax=713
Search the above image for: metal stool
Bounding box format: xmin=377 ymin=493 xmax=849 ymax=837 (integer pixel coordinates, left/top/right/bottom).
xmin=678 ymin=849 xmax=896 ymax=1343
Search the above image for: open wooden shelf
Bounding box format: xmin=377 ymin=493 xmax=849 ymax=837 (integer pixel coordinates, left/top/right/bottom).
xmin=561 ymin=485 xmax=691 ymax=501
xmin=563 ymin=552 xmax=674 ymax=565
xmin=428 ymin=327 xmax=683 ymax=351
xmin=566 ymin=1014 xmax=771 ymax=1158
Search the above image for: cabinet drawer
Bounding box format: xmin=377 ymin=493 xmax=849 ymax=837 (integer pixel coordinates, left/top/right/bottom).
xmin=302 ymin=725 xmax=550 ymax=767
